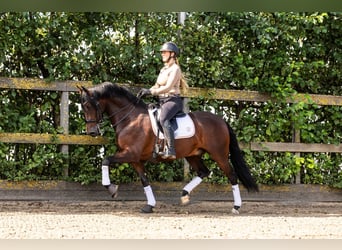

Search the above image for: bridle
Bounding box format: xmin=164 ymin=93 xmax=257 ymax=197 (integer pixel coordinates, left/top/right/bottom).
xmin=81 ymin=94 xmax=136 ymax=130
xmin=81 ymin=95 xmax=104 ymax=125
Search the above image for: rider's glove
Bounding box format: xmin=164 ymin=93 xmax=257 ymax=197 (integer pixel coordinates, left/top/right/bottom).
xmin=137 ymin=88 xmax=151 ymax=98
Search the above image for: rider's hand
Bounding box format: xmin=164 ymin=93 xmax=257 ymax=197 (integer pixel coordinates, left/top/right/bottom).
xmin=137 ymin=88 xmax=151 ymax=98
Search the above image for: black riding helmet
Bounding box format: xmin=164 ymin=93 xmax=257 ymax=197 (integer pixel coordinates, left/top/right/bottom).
xmin=160 ymin=42 xmax=180 ymax=57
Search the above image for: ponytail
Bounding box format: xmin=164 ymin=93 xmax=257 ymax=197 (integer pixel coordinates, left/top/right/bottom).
xmin=175 ymin=57 xmax=189 ymax=94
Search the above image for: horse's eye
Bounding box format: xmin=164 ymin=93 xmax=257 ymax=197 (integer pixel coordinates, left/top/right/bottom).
xmin=82 ymin=102 xmax=91 ymax=111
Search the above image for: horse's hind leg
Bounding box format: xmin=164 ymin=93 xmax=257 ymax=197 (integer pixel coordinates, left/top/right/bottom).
xmin=210 ymin=154 xmax=242 ymax=214
xmin=131 ymin=162 xmax=156 ymax=213
xmin=180 ymin=155 xmax=211 ymax=205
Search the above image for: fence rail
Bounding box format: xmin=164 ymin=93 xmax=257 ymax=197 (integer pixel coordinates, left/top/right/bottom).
xmin=0 ymin=132 xmax=108 ymax=145
xmin=1 ymin=132 xmax=341 ymax=153
xmin=1 ymin=77 xmax=342 ymax=105
xmin=186 ymin=87 xmax=342 ymax=106
xmin=0 ymin=77 xmax=92 ymax=91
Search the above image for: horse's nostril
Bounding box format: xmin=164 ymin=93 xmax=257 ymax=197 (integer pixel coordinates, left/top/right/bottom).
xmin=87 ymin=126 xmax=100 ymax=137
xmin=89 ymin=131 xmax=98 ymax=137
xmin=87 ymin=129 xmax=99 ymax=137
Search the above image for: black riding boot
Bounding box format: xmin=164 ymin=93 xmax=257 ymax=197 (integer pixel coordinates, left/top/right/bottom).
xmin=161 ymin=120 xmax=176 ymax=160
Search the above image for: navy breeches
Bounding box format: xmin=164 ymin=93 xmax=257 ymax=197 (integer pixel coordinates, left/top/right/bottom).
xmin=159 ymin=96 xmax=183 ymax=125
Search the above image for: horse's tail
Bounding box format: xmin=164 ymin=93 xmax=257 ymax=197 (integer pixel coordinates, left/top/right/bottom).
xmin=227 ymin=123 xmax=259 ymax=192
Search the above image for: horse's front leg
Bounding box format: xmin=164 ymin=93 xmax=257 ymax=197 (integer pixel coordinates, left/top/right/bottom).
xmin=101 ymin=149 xmax=140 ymax=199
xmin=101 ymin=158 xmax=119 ymax=198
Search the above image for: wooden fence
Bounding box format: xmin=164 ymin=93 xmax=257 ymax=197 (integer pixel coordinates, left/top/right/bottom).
xmin=0 ymin=77 xmax=341 ymax=180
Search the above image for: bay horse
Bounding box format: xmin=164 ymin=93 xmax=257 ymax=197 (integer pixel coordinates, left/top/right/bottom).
xmin=78 ymin=82 xmax=258 ymax=214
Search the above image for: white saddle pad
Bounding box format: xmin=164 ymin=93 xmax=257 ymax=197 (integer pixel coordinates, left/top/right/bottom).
xmin=148 ymin=108 xmax=195 ymax=139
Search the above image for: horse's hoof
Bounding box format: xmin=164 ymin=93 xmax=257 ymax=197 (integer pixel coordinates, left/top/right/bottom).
xmin=141 ymin=204 xmax=154 ymax=213
xmin=107 ymin=184 xmax=119 ymax=198
xmin=180 ymin=194 xmax=190 ymax=206
xmin=231 ymin=206 xmax=240 ymax=215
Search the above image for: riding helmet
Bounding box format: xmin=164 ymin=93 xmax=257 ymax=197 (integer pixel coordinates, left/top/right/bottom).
xmin=160 ymin=42 xmax=180 ymax=57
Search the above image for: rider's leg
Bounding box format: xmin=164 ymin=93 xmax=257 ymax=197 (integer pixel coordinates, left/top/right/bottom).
xmin=159 ymin=98 xmax=182 ymax=160
xmin=161 ymin=119 xmax=176 ymax=160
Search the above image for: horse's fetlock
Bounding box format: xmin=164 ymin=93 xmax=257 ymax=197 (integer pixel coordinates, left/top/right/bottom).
xmin=182 ymin=190 xmax=189 ymax=196
xmin=199 ymin=170 xmax=211 ymax=179
xmin=102 ymin=158 xmax=110 ymax=166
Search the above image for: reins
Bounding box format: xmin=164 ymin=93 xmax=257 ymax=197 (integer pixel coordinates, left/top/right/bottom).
xmin=109 ymin=103 xmax=136 ymax=128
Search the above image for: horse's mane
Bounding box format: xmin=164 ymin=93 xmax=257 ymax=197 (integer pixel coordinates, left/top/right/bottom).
xmin=91 ymin=82 xmax=147 ymax=108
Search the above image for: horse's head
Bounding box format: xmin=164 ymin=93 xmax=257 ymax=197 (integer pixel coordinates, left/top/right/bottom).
xmin=78 ymin=86 xmax=103 ymax=137
xmin=78 ymin=82 xmax=147 ymax=136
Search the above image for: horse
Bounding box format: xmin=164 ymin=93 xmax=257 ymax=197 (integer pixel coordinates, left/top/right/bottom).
xmin=78 ymin=82 xmax=259 ymax=214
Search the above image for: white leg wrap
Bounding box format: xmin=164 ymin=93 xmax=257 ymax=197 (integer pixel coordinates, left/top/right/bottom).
xmin=144 ymin=185 xmax=156 ymax=207
xmin=232 ymin=184 xmax=242 ymax=207
xmin=183 ymin=176 xmax=203 ymax=194
xmin=101 ymin=165 xmax=111 ymax=186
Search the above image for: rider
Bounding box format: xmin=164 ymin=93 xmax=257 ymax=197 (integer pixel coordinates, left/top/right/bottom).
xmin=137 ymin=41 xmax=188 ymax=160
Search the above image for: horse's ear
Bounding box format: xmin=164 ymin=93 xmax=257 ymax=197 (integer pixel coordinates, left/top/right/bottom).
xmin=77 ymin=85 xmax=90 ymax=96
xmin=76 ymin=85 xmax=83 ymax=93
xmin=82 ymin=86 xmax=90 ymax=95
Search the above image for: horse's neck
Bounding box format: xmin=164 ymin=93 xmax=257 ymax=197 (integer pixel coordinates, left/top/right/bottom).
xmin=106 ymin=99 xmax=147 ymax=128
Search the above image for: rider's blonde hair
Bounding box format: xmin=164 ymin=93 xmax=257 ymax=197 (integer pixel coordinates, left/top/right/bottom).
xmin=175 ymin=57 xmax=189 ymax=95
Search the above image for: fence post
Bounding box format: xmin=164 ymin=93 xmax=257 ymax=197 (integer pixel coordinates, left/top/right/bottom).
xmin=60 ymin=90 xmax=69 ymax=177
xmin=293 ymin=127 xmax=301 ymax=184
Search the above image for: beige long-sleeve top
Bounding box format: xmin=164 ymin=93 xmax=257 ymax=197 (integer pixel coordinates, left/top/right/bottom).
xmin=150 ymin=63 xmax=181 ymax=97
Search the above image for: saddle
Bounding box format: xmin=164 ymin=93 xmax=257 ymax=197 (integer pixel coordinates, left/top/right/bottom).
xmin=147 ymin=104 xmax=195 ymax=140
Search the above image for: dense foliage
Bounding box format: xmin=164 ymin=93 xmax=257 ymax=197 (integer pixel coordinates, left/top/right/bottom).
xmin=0 ymin=12 xmax=341 ymax=187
